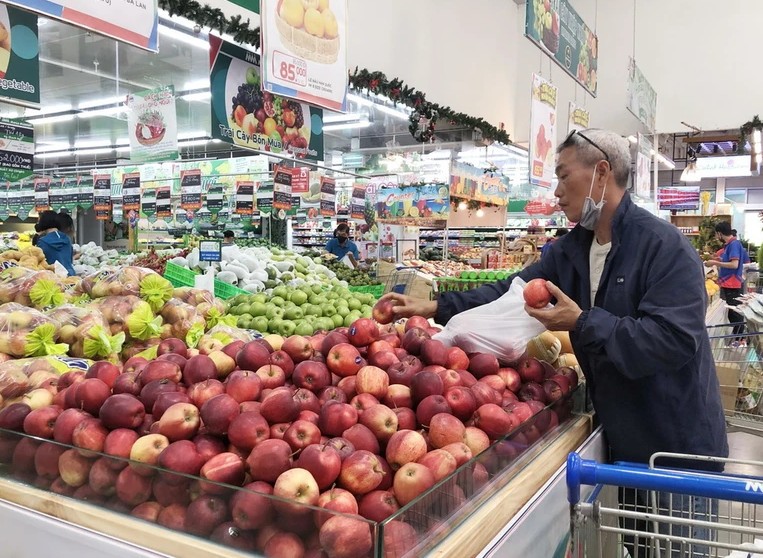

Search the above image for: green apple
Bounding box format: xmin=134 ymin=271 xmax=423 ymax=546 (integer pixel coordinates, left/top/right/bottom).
xmin=266 ymin=306 xmax=285 ymax=320
xmin=250 ymin=302 xmax=268 ymax=316
xmin=278 ymin=320 xmax=296 ymax=337
xmin=315 ymin=317 xmax=335 ymax=332
xmin=304 ymin=304 xmax=322 ymax=317
xmin=289 ymin=290 xmax=308 ymax=306
xmin=331 ymin=314 xmax=344 ymax=328
xmin=268 ymin=317 xmax=284 ymax=332
xmin=343 ymin=314 xmax=357 ymax=327
xmin=336 ymin=306 xmax=350 ymax=318
xmin=272 ymin=286 xmax=289 ymax=299
xmin=251 ymin=316 xmax=269 ymax=333
xmin=251 ymin=294 xmax=268 ymax=304
xmin=311 ymin=284 xmax=323 ymax=295
xmin=348 ymin=298 xmax=362 ymax=311
xmin=270 ymin=296 xmax=286 ymax=307
xmin=284 ymin=306 xmax=304 ymax=320
xmin=320 ymin=304 xmax=336 ymax=317
xmin=295 ymin=322 xmax=314 ymax=336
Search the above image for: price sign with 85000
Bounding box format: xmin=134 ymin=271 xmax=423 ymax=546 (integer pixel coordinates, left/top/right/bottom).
xmin=273 ymin=51 xmax=308 ymax=87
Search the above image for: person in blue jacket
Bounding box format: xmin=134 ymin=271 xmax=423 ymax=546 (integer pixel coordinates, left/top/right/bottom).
xmin=705 ymin=222 xmax=745 ymax=337
xmin=383 ymin=129 xmax=727 ymax=557
xmin=35 ymin=210 xmax=76 ymax=276
xmin=325 ymin=223 xmax=359 ymax=261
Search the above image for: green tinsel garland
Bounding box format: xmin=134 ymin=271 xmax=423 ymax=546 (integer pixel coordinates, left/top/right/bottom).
xmin=159 ymin=1 xmax=510 ymax=145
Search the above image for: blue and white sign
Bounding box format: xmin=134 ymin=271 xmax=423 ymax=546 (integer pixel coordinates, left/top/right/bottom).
xmin=199 ymin=240 xmax=222 ymax=262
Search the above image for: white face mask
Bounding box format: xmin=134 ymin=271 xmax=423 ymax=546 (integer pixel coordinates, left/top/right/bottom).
xmin=579 ymin=164 xmax=607 ymax=230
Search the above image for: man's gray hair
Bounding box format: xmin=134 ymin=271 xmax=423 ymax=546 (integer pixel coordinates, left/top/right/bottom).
xmin=557 ymin=129 xmax=631 ymax=189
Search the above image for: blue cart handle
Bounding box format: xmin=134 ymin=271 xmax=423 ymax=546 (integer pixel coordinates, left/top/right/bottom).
xmin=567 ymin=452 xmax=763 ymax=506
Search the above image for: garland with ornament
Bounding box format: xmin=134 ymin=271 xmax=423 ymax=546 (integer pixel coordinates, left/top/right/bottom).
xmin=156 ymin=1 xmax=510 ymax=146
xmin=740 ymin=115 xmax=763 ymax=149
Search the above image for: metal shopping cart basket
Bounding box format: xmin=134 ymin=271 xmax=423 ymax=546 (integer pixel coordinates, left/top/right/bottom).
xmin=708 ymin=324 xmax=763 ymax=434
xmin=567 ymin=452 xmax=763 ymax=558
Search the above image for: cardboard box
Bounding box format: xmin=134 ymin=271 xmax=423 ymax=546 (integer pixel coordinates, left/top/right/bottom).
xmin=716 ymin=362 xmax=742 ymax=412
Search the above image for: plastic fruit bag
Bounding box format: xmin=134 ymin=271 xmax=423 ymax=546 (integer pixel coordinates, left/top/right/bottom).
xmin=434 ymin=277 xmax=547 ymax=364
xmin=45 ymin=304 xmax=123 ymax=360
xmin=0 ymin=267 xmax=65 ymax=307
xmin=0 ymin=303 xmax=68 ymax=358
xmin=159 ymin=298 xmax=206 ymax=340
xmin=196 ymin=324 xmax=253 ymax=352
xmin=173 ymin=287 xmax=227 ymax=321
xmin=90 ymin=295 xmax=163 ymax=342
xmin=0 ymin=355 xmax=94 ymax=399
xmin=77 ymin=266 xmax=173 ymax=311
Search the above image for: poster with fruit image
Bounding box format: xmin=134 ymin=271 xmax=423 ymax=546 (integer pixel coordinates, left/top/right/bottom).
xmin=319 ymin=175 xmax=335 ymax=216
xmin=374 ymin=184 xmax=450 ymax=226
xmin=529 ymin=74 xmax=558 ymax=188
xmin=567 ymin=101 xmax=590 ymax=134
xmin=126 ymin=86 xmax=178 ymax=163
xmin=627 ymin=58 xmax=657 ymax=132
xmin=261 ymin=0 xmax=347 ymax=111
xmin=525 ymin=0 xmax=598 ymax=96
xmin=210 ymin=36 xmax=324 ymax=161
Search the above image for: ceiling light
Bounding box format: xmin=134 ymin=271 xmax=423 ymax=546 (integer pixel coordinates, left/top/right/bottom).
xmin=178 ymin=130 xmax=208 ymax=140
xmin=76 ymin=147 xmax=114 ymax=156
xmin=74 ymin=140 xmax=107 ymax=149
xmin=78 ymin=106 xmax=123 ymax=119
xmin=36 ymin=151 xmax=70 ymax=159
xmin=116 ymin=137 xmax=130 ymax=145
xmin=375 ymin=103 xmax=411 ymax=121
xmin=181 ymin=91 xmax=211 ymax=102
xmin=159 ymin=25 xmax=209 ymax=50
xmin=116 ymin=146 xmax=130 ymax=152
xmin=179 ymin=139 xmax=210 ymax=147
xmin=183 ymin=79 xmax=210 ymax=90
xmin=323 ymin=120 xmax=371 ymax=132
xmin=680 ymin=162 xmax=701 ymax=182
xmin=324 ymin=113 xmax=364 ymax=124
xmin=79 ymin=96 xmax=125 ymax=110
xmin=28 ymin=114 xmax=76 ymax=124
xmin=458 ymin=201 xmax=467 ymax=210
xmin=36 ymin=142 xmax=70 ymax=153
xmin=476 ymin=208 xmax=485 ymax=217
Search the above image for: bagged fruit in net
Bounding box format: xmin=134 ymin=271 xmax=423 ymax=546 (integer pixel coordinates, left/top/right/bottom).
xmin=159 ymin=298 xmax=206 ymax=340
xmin=195 ymin=324 xmax=253 ymax=351
xmin=77 ymin=266 xmax=173 ymax=311
xmin=173 ymin=287 xmax=227 ymax=322
xmin=434 ymin=277 xmax=547 ymax=364
xmin=0 ymin=267 xmax=65 ymax=307
xmin=120 ymin=338 xmax=161 ymax=361
xmin=44 ymin=304 xmax=122 ymax=360
xmin=0 ymin=355 xmax=94 ymax=400
xmin=90 ymin=295 xmax=163 ymax=342
xmin=0 ymin=303 xmax=68 ymax=358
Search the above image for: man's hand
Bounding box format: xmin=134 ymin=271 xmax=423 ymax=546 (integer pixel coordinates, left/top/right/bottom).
xmin=524 ymin=281 xmax=582 ymax=332
xmin=704 ymin=260 xmax=718 ymax=267
xmin=379 ymin=293 xmax=437 ymax=320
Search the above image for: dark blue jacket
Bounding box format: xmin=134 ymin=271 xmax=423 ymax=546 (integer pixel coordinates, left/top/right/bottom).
xmin=436 ymin=194 xmax=728 ymax=466
xmin=38 ymin=231 xmax=76 ymax=277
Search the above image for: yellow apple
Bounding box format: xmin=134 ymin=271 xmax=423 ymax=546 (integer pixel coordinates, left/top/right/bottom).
xmin=322 ymin=9 xmax=338 ymax=39
xmin=304 ymin=8 xmax=324 ymax=37
xmin=318 ymin=0 xmax=329 ymax=11
xmin=280 ymin=0 xmax=305 ymax=28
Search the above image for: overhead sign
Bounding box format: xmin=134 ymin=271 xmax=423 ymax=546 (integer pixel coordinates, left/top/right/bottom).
xmin=0 ymin=118 xmax=33 ymax=182
xmin=696 ymin=155 xmax=753 ymax=178
xmin=260 ymin=0 xmax=348 ymax=111
xmin=0 ymin=6 xmax=40 ymax=108
xmin=529 ymin=74 xmax=558 ymax=188
xmin=634 ymin=133 xmax=652 ymax=200
xmin=627 ymin=58 xmax=657 ymax=131
xmin=4 ymin=0 xmax=158 ymax=52
xmin=658 ymin=186 xmax=699 ymax=211
xmin=374 ymin=185 xmax=450 ymax=226
xmin=450 ymin=162 xmax=510 ymax=206
xmin=567 ymin=101 xmax=590 ymax=134
xmin=127 ymin=86 xmax=178 ymax=163
xmin=525 ymin=0 xmax=598 ymax=96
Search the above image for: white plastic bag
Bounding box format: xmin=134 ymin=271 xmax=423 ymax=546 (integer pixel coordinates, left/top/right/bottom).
xmin=434 ymin=277 xmax=547 ymax=364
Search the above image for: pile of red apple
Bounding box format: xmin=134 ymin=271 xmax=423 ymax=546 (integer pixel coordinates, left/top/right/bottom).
xmin=0 ymin=310 xmax=577 ymax=558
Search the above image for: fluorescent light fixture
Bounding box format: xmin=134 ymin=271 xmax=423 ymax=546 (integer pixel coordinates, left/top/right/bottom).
xmin=36 ymin=151 xmax=70 ymax=159
xmin=183 ymin=79 xmax=210 ymax=91
xmin=159 ymin=25 xmax=209 ymax=50
xmin=76 ymin=147 xmax=114 ymax=156
xmin=78 ymin=106 xmax=123 ymax=119
xmin=28 ymin=114 xmax=75 ymax=124
xmin=79 ymin=96 xmax=125 ymax=110
xmin=36 ymin=142 xmax=70 ymax=153
xmin=178 ymin=130 xmax=208 ymax=140
xmin=323 ymin=120 xmax=371 ymax=132
xmin=323 ymin=113 xmax=364 ymax=124
xmin=375 ymin=103 xmax=411 ymax=120
xmin=116 ymin=146 xmax=130 ymax=152
xmin=116 ymin=137 xmax=130 ymax=145
xmin=181 ymin=91 xmax=212 ymax=102
xmin=179 ymin=139 xmax=210 ymax=147
xmin=74 ymin=140 xmax=106 ymax=149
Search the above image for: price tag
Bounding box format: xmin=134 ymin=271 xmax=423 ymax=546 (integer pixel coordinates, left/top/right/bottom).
xmin=272 ymin=50 xmax=308 ymax=87
xmin=199 ymin=240 xmax=222 ymax=262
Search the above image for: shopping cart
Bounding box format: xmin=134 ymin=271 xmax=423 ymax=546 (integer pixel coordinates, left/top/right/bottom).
xmin=567 ymin=452 xmax=763 ymax=557
xmin=708 ymin=325 xmax=763 ymax=434
xmin=383 ymin=267 xmax=418 ymax=296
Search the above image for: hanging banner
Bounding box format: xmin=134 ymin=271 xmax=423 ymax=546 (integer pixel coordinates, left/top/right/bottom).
xmin=525 ymin=0 xmax=598 ymax=96
xmin=180 ymin=168 xmax=202 ymax=211
xmin=48 ymin=177 xmax=64 ymax=210
xmin=111 ymin=198 xmax=122 ymax=224
xmin=17 ymin=180 xmax=33 ymax=219
xmin=635 ymin=133 xmax=653 ymax=200
xmin=33 ymin=177 xmax=49 ymax=212
xmin=260 ymin=0 xmax=348 ymax=111
xmin=206 ymin=0 xmax=260 ymax=18
xmin=127 ymin=86 xmax=178 ymax=163
xmin=78 ymin=176 xmax=93 ymax=210
xmin=4 ymin=0 xmax=158 ymax=52
xmin=319 ymin=176 xmax=336 ymax=217
xmin=93 ymin=174 xmax=111 ymax=221
xmin=627 ymin=58 xmax=657 ymax=132
xmin=0 ymin=119 xmax=34 ymax=182
xmin=60 ymin=177 xmax=79 ymax=211
xmin=272 ymin=166 xmax=293 ymax=210
xmin=0 ymin=182 xmax=7 ymax=220
xmin=350 ymin=184 xmax=366 ymax=220
xmin=291 ymin=166 xmax=309 ymax=193
xmin=141 ymin=188 xmax=156 ymax=220
xmin=205 ymin=184 xmax=224 ymax=217
xmin=450 ymin=163 xmax=510 ymax=206
xmin=209 ymin=36 xmax=324 ymax=161
xmin=374 ymin=185 xmax=450 ymax=226
xmin=235 ymin=181 xmax=255 ymax=215
xmin=155 ymin=187 xmax=171 ymax=219
xmin=122 ymin=172 xmax=141 ymax=211
xmin=567 ymin=101 xmax=590 ymax=134
xmin=0 ymin=7 xmax=40 ymax=108
xmin=530 ymin=74 xmax=558 ymax=188
xmin=258 ymin=194 xmax=273 ymax=216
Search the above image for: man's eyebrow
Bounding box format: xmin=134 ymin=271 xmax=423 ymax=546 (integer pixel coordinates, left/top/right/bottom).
xmin=555 ymin=163 xmax=565 ymax=174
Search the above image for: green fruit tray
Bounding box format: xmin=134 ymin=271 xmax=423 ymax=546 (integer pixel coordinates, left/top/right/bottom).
xmin=163 ymin=261 xmax=197 ymax=288
xmin=213 ymin=279 xmax=249 ymax=300
xmin=348 ymin=284 xmax=385 ymax=298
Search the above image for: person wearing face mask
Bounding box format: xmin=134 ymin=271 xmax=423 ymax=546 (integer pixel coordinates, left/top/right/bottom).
xmin=380 ymin=129 xmax=727 ymax=556
xmin=325 ymin=223 xmax=359 ymax=261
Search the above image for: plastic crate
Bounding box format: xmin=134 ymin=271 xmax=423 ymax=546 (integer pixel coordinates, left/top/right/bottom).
xmin=348 ymin=284 xmax=385 ymax=299
xmin=164 ymin=262 xmax=197 ymax=288
xmin=214 ymin=279 xmax=249 ymax=300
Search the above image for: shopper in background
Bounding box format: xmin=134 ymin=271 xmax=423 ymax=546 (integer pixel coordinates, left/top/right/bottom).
xmin=223 ymin=230 xmax=235 ymax=246
xmin=382 ymin=129 xmax=727 ymax=557
xmin=56 ymin=211 xmax=79 ymax=262
xmin=540 ymin=227 xmax=568 ymax=258
xmin=705 ymin=222 xmax=745 ymax=337
xmin=35 ymin=210 xmax=76 ymax=276
xmin=325 ymin=223 xmax=359 ymax=261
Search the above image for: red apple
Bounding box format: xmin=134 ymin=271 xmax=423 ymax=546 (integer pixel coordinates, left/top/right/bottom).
xmin=354 ymin=366 xmax=390 ymax=399
xmin=200 ymin=394 xmax=239 ymax=436
xmin=273 ymin=467 xmax=320 ymax=515
xmin=372 ymin=299 xmax=395 ymax=324
xmin=463 ymin=426 xmax=491 ymax=456
xmin=296 ymin=443 xmax=342 ymax=491
xmin=98 ymin=394 xmax=145 ymax=431
xmin=139 ymin=360 xmax=182 ymax=387
xmin=315 ymin=487 xmax=359 ymax=528
xmin=131 ymin=501 xmax=163 ymax=523
xmin=151 ymin=391 xmax=191 ymax=420
xmin=385 ymin=429 xmax=427 ymax=470
xmin=158 ymin=402 xmax=201 ymax=441
xmin=401 ymin=327 xmax=430 ymax=355
xmin=255 ymin=364 xmax=287 ymax=389
xmin=347 ymin=318 xmax=379 ymax=347
xmin=387 ymin=356 xmax=423 ymax=387
xmin=498 ymin=367 xmax=522 ymax=393
xmin=115 ymin=465 xmax=153 ymax=506
xmin=52 ymin=408 xmax=90 ymax=445
xmin=358 ymin=489 xmax=399 ymax=522
xmin=140 ymin=379 xmax=182 ymax=410
xmin=103 ymin=428 xmax=139 ymax=470
xmin=183 ymin=354 xmax=217 ymax=385
xmin=129 ymin=433 xmax=170 ymax=475
xmin=523 ymin=278 xmax=552 ymax=308
xmin=338 ymin=450 xmax=384 ymax=495
xmin=264 ymin=532 xmax=306 ymax=558
xmin=112 ymin=371 xmax=141 ymax=396
xmin=326 ymin=437 xmax=355 ymax=461
xmin=157 ymin=337 xmax=188 ymax=358
xmin=446 ymin=346 xmax=470 ymax=370
xmin=341 ymin=423 xmax=380 ymax=454
xmin=480 ymin=374 xmax=506 ymax=393
xmin=418 ymin=449 xmax=458 ymax=481
xmin=222 ymin=340 xmax=245 ymax=361
xmin=0 ymin=402 xmax=32 ymax=431
xmin=157 ymin=503 xmax=187 ymax=531
xmin=318 ymin=401 xmax=358 ymax=437
xmin=236 ymin=341 xmax=272 ymax=372
xmin=368 ymin=351 xmax=399 ymax=370
xmin=393 ymin=462 xmax=435 ymax=505
xmin=187 ymin=378 xmax=225 ymax=407
xmin=73 ymin=378 xmax=110 ymax=415
xmin=58 ymin=370 xmax=85 ymax=390
xmin=518 ymin=357 xmax=546 ymax=384
xmin=23 ymin=405 xmax=62 ymax=439
xmin=326 ymin=343 xmax=363 ymax=377
xmin=261 ymin=387 xmax=300 ymax=424
xmin=230 ymin=480 xmax=273 ymax=530
xmin=428 ymin=413 xmax=466 ymax=449
xmin=228 ymin=412 xmax=270 ymax=453
xmin=281 ymin=335 xmax=314 ymax=363
xmin=383 ymin=384 xmax=413 ymax=409
xmin=420 ymin=339 xmax=448 ymax=367
xmin=405 ymin=316 xmax=430 ymax=332
xmin=85 ymin=361 xmax=121 ymax=389
xmin=358 ymin=403 xmax=398 ymax=443
xmin=350 ymin=393 xmax=379 ymax=415
xmin=34 ymin=441 xmax=66 ymax=479
xmin=392 ymin=407 xmax=417 ymax=431
xmin=318 ymin=385 xmax=347 ymax=406
xmin=293 ymin=360 xmax=331 ymax=393
xmin=383 ymin=520 xmax=418 ymax=558
xmin=444 ymin=386 xmax=477 ymax=422
xmin=319 ymin=514 xmax=373 ymax=558
xmin=200 ymin=452 xmax=246 ymax=494
xmin=185 ymin=495 xmax=229 ymax=536
xmin=472 ymin=403 xmax=518 ymax=440
xmin=207 ymin=350 xmax=236 ymax=378
xmin=469 ymin=353 xmax=500 ymax=379
xmin=410 ymin=371 xmax=443 ymax=404
xmin=270 ymin=423 xmax=290 ymax=440
xmin=246 ymin=438 xmax=292 ymax=483
xmin=88 ymin=456 xmax=120 ymax=496
xmin=441 ymin=442 xmax=473 ymax=467
xmin=416 ymin=394 xmax=451 ymax=427
xmin=283 ymin=419 xmax=322 ymax=452
xmin=224 ymin=370 xmax=262 ymax=403
xmin=470 ymin=382 xmax=502 ymax=407
xmin=72 ymin=417 xmax=108 ymax=456
xmin=58 ymin=448 xmax=92 ymax=488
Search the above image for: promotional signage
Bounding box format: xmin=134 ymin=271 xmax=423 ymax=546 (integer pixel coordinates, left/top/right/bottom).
xmin=235 ymin=181 xmax=255 ymax=215
xmin=0 ymin=7 xmax=40 ymax=108
xmin=529 ymin=74 xmax=558 ymax=188
xmin=658 ymin=186 xmax=700 ymax=211
xmin=180 ymin=169 xmax=202 ymax=211
xmin=696 ymin=155 xmax=754 ymax=178
xmin=122 ymin=172 xmax=141 ymax=211
xmin=209 ymin=0 xmax=260 ymax=17
xmin=291 ymin=166 xmax=309 ymax=194
xmin=258 ymin=195 xmax=273 ymax=215
xmin=0 ymin=119 xmax=34 ymax=182
xmin=450 ymin=162 xmax=510 ymax=206
xmin=205 ymin=184 xmax=224 ymax=216
xmin=260 ymin=0 xmax=348 ymax=111
xmin=17 ymin=181 xmax=33 ymax=219
xmin=78 ymin=176 xmax=93 ymax=210
xmin=350 ymin=184 xmax=366 ymax=220
xmin=525 ymin=0 xmax=598 ymax=96
xmin=374 ymin=185 xmax=450 ymax=226
xmin=627 ymin=58 xmax=657 ymax=131
xmin=199 ymin=240 xmax=222 ymax=262
xmin=210 ymin=37 xmax=324 ymax=161
xmin=156 ymin=187 xmax=171 ymax=219
xmin=141 ymin=188 xmax=156 ymax=219
xmin=273 ymin=166 xmax=293 ymax=210
xmin=50 ymin=176 xmax=76 ymax=211
xmin=33 ymin=177 xmax=49 ymax=212
xmin=319 ymin=176 xmax=336 ymax=217
xmin=567 ymin=101 xmax=590 ymax=133
xmin=635 ymin=133 xmax=652 ymax=200
xmin=93 ymin=174 xmax=111 ymax=221
xmin=127 ymin=86 xmax=178 ymax=163
xmin=4 ymin=0 xmax=159 ymax=52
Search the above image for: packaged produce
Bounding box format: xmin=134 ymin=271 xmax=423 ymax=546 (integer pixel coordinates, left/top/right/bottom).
xmin=160 ymin=298 xmax=206 ymax=340
xmin=44 ymin=304 xmax=123 ymax=360
xmin=0 ymin=302 xmax=67 ymax=358
xmin=196 ymin=324 xmax=253 ymax=352
xmin=91 ymin=295 xmax=163 ymax=342
xmin=0 ymin=246 xmax=54 ymax=271
xmin=172 ymin=287 xmax=228 ymax=322
xmin=0 ymin=267 xmax=66 ymax=307
xmin=77 ymin=266 xmax=174 ymax=311
xmin=0 ymin=355 xmax=93 ymax=399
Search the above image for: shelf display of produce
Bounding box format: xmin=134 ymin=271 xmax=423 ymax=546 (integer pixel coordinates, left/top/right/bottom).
xmin=291 ymin=221 xmax=357 ymax=251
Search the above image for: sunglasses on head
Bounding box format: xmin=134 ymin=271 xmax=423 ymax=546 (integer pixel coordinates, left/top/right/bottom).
xmin=564 ymin=130 xmax=610 ymax=164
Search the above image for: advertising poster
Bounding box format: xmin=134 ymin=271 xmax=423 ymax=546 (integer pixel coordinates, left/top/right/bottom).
xmin=17 ymin=180 xmax=33 ymax=219
xmin=0 ymin=7 xmax=39 ymax=108
xmin=350 ymin=184 xmax=366 ymax=220
xmin=4 ymin=0 xmax=158 ymax=52
xmin=0 ymin=118 xmax=33 ymax=182
xmin=635 ymin=133 xmax=653 ymax=200
xmin=122 ymin=172 xmax=141 ymax=211
xmin=319 ymin=175 xmax=336 ymax=217
xmin=48 ymin=177 xmax=64 ymax=210
xmin=525 ymin=0 xmax=598 ymax=96
xmin=93 ymin=174 xmax=111 ymax=220
xmin=33 ymin=176 xmax=49 ymax=212
xmin=567 ymin=101 xmax=590 ymax=134
xmin=156 ymin=187 xmax=171 ymax=219
xmin=272 ymin=166 xmax=293 ymax=210
xmin=530 ymin=74 xmax=558 ymax=188
xmin=205 ymin=185 xmax=224 ymax=217
xmin=141 ymin=188 xmax=156 ymax=221
xmin=374 ymin=185 xmax=450 ymax=226
xmin=78 ymin=176 xmax=93 ymax=210
xmin=627 ymin=58 xmax=657 ymax=131
xmin=210 ymin=36 xmax=324 ymax=161
xmin=258 ymin=194 xmax=273 ymax=216
xmin=291 ymin=166 xmax=309 ymax=193
xmin=180 ymin=168 xmax=202 ymax=211
xmin=450 ymin=162 xmax=510 ymax=206
xmin=658 ymin=186 xmax=700 ymax=211
xmin=260 ymin=0 xmax=348 ymax=111
xmin=235 ymin=181 xmax=255 ymax=215
xmin=127 ymin=86 xmax=178 ymax=163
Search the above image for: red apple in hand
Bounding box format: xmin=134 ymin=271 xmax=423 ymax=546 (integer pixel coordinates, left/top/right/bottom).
xmin=372 ymin=299 xmax=395 ymax=324
xmin=523 ymin=278 xmax=552 ymax=308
